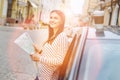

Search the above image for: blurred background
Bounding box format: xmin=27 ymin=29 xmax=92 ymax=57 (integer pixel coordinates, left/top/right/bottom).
xmin=0 ymin=0 xmax=119 ymax=29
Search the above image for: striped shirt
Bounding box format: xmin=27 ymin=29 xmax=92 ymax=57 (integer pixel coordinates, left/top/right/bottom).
xmin=37 ymin=32 xmax=70 ymax=80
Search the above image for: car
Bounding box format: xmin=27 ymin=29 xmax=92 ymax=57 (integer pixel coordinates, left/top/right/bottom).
xmin=60 ymin=26 xmax=120 ymax=80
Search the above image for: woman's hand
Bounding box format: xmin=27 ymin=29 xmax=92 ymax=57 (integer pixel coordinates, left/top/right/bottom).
xmin=30 ymin=53 xmax=40 ymax=62
xmin=33 ymin=43 xmax=42 ymax=54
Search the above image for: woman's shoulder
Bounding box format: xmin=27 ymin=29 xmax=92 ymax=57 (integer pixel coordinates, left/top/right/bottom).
xmin=54 ymin=32 xmax=68 ymax=42
xmin=57 ymin=32 xmax=68 ymax=38
xmin=55 ymin=32 xmax=70 ymax=43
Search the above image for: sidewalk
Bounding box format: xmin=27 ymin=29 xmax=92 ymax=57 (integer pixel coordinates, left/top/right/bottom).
xmin=0 ymin=25 xmax=24 ymax=30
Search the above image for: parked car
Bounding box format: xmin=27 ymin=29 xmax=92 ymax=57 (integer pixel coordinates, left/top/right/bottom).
xmin=60 ymin=26 xmax=120 ymax=80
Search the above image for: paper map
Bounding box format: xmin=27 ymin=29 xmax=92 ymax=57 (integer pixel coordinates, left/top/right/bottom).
xmin=14 ymin=32 xmax=34 ymax=54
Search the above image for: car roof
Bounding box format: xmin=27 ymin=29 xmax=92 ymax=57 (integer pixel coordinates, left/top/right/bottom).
xmin=87 ymin=27 xmax=120 ymax=40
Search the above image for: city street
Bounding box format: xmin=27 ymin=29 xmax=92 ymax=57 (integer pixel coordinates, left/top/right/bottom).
xmin=0 ymin=26 xmax=48 ymax=80
xmin=0 ymin=0 xmax=120 ymax=80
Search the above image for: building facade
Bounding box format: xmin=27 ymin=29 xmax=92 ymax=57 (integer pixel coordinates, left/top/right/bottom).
xmin=0 ymin=0 xmax=40 ymax=25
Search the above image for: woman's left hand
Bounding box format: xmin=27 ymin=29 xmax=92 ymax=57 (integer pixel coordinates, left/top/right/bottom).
xmin=30 ymin=53 xmax=40 ymax=62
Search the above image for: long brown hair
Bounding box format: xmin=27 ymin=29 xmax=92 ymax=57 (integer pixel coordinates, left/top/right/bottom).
xmin=47 ymin=10 xmax=65 ymax=44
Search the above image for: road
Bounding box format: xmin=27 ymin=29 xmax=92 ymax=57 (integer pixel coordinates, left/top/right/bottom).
xmin=0 ymin=26 xmax=48 ymax=80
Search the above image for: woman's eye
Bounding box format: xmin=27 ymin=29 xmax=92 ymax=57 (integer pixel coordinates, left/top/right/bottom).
xmin=50 ymin=16 xmax=58 ymax=20
xmin=50 ymin=16 xmax=52 ymax=19
xmin=54 ymin=17 xmax=58 ymax=19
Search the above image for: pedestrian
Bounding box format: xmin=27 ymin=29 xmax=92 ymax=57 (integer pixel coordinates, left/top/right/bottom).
xmin=24 ymin=14 xmax=37 ymax=30
xmin=30 ymin=10 xmax=70 ymax=80
xmin=25 ymin=14 xmax=35 ymax=24
xmin=18 ymin=9 xmax=24 ymax=23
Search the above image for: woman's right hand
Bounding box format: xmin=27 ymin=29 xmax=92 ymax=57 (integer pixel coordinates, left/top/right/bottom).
xmin=30 ymin=53 xmax=40 ymax=62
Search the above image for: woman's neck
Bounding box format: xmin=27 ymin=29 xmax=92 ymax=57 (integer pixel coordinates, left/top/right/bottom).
xmin=53 ymin=27 xmax=58 ymax=36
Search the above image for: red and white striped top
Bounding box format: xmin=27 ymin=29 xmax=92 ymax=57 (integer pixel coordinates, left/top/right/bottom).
xmin=37 ymin=32 xmax=70 ymax=80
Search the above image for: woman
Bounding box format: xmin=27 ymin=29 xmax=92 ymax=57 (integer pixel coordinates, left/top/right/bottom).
xmin=30 ymin=10 xmax=70 ymax=80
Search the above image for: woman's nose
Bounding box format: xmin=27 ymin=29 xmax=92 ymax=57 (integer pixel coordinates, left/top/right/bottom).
xmin=50 ymin=19 xmax=54 ymax=23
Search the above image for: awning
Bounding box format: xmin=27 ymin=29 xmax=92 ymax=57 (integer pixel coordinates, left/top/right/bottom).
xmin=28 ymin=0 xmax=37 ymax=8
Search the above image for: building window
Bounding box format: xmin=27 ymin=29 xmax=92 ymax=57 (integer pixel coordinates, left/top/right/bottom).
xmin=7 ymin=0 xmax=13 ymax=17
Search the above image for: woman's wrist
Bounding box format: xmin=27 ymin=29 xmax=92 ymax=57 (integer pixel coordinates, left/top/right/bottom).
xmin=38 ymin=50 xmax=42 ymax=54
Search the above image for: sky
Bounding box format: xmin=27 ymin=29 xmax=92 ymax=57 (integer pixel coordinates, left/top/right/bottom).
xmin=70 ymin=0 xmax=85 ymax=15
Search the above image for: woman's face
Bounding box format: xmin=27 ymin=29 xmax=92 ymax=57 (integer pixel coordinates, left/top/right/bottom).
xmin=49 ymin=12 xmax=62 ymax=29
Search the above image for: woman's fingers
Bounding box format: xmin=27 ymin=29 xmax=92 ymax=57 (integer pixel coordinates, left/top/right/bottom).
xmin=30 ymin=54 xmax=40 ymax=62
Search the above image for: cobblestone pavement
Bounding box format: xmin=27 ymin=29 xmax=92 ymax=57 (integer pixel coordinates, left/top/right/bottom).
xmin=0 ymin=26 xmax=48 ymax=80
